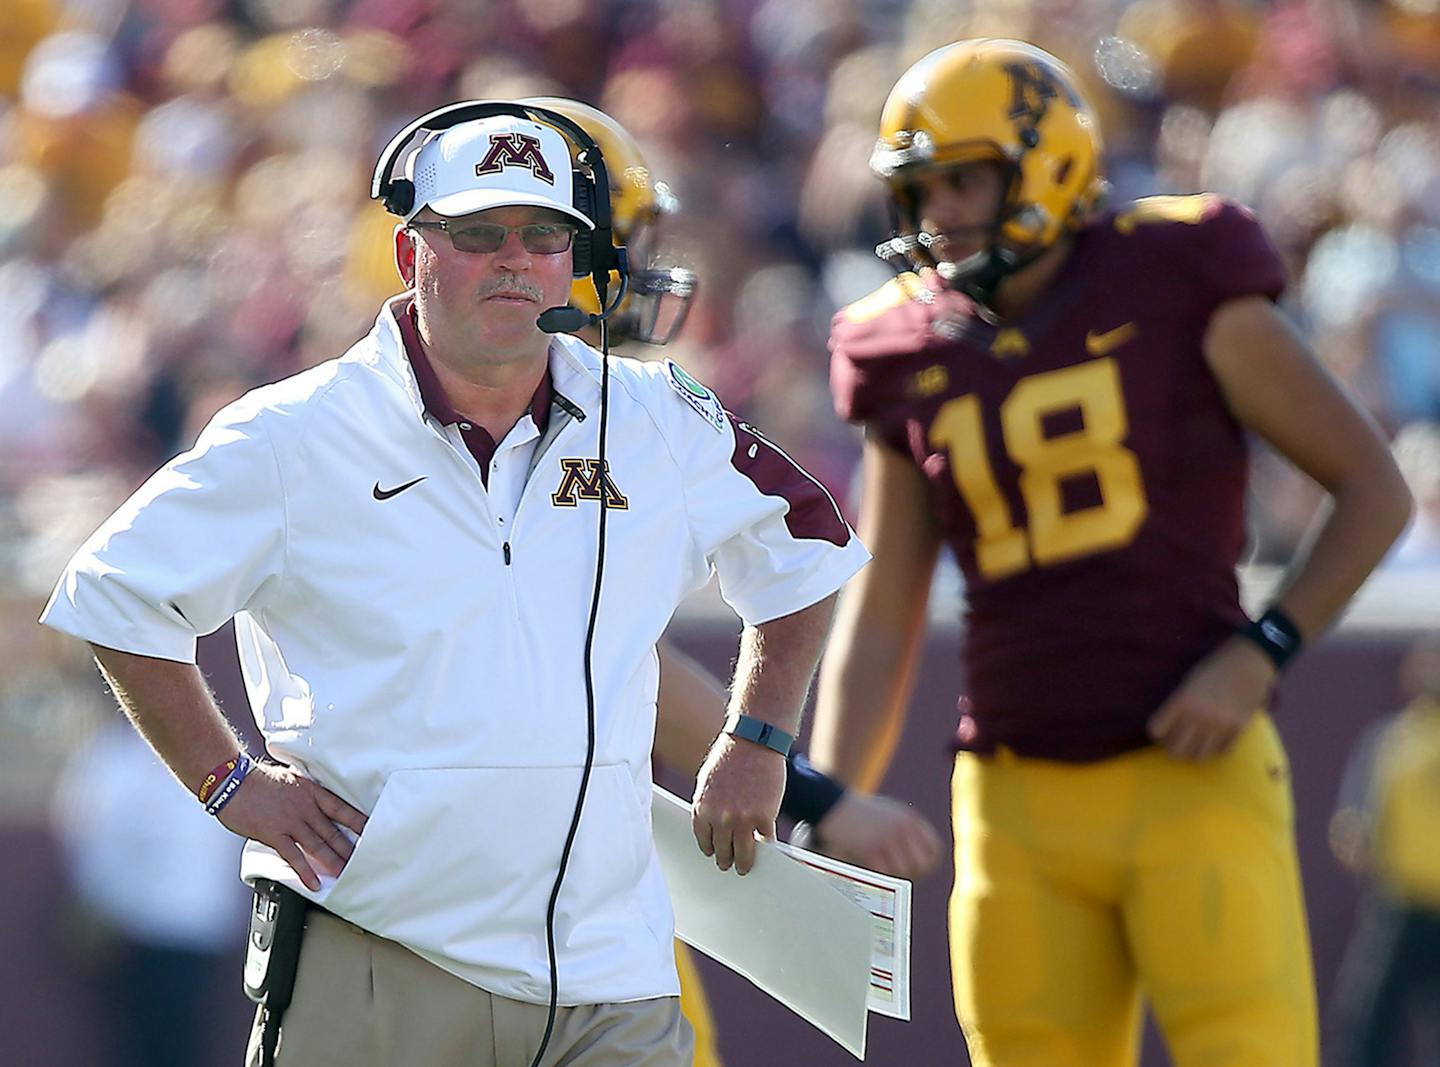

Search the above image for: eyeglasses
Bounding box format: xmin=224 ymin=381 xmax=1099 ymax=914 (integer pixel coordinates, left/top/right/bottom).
xmin=407 ymin=220 xmax=576 ymax=255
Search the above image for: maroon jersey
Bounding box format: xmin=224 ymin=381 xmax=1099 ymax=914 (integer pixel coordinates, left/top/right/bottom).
xmin=830 ymin=195 xmax=1286 ymax=761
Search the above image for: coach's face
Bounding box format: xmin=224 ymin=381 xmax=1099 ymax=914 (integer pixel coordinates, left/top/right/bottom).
xmin=397 ymin=204 xmax=575 ymax=368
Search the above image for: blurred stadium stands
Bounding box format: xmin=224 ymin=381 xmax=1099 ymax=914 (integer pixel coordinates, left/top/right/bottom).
xmin=2 ymin=0 xmax=1438 ymax=1063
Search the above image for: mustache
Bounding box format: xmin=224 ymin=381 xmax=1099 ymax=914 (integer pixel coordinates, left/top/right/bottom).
xmin=477 ymin=276 xmax=544 ymax=301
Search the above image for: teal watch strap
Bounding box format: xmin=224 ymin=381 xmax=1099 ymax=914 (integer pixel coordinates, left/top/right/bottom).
xmin=724 ymin=714 xmax=795 ymax=757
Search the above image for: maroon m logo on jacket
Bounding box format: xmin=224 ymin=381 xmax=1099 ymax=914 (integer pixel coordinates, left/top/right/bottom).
xmin=551 ymin=459 xmax=628 ymax=509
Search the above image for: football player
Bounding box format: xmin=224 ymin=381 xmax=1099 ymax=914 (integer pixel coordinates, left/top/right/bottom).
xmin=524 ymin=97 xmax=944 ymax=1067
xmin=810 ymin=39 xmax=1412 ymax=1067
xmin=520 ymin=96 xmax=699 ymax=348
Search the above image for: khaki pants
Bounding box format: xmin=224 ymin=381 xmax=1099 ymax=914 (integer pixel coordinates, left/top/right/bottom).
xmin=247 ymin=909 xmax=694 ymax=1067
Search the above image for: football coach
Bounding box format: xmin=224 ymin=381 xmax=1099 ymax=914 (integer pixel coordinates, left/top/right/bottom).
xmin=40 ymin=102 xmax=869 ymax=1067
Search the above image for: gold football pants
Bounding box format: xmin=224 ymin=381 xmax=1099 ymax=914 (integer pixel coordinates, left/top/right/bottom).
xmin=950 ymin=713 xmax=1317 ymax=1067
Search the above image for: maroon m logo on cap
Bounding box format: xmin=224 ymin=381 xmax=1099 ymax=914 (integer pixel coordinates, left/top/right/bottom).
xmin=475 ymin=133 xmax=556 ymax=186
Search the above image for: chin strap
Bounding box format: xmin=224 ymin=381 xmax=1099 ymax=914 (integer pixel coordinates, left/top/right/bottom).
xmin=940 ymin=246 xmax=1016 ymax=307
xmin=941 ymin=240 xmax=1051 ymax=308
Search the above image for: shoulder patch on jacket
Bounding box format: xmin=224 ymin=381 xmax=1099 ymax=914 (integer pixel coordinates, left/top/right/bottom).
xmin=664 ymin=359 xmax=725 ymax=433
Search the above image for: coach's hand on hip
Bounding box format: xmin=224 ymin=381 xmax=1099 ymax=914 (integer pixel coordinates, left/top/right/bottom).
xmin=691 ymin=733 xmax=786 ymax=875
xmin=219 ymin=763 xmax=369 ymax=891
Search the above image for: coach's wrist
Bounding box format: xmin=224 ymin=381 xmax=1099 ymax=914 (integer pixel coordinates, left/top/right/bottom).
xmin=722 ymin=713 xmax=795 ymax=758
xmin=197 ymin=753 xmax=253 ymax=816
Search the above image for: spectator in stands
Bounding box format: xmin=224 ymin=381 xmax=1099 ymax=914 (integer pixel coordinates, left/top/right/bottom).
xmin=1329 ymin=634 xmax=1440 ymax=1066
xmin=51 ymin=714 xmax=249 ymax=1067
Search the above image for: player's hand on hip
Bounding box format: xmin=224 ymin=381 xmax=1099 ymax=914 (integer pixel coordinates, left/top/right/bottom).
xmin=814 ymin=792 xmax=944 ymax=879
xmin=216 ymin=762 xmax=369 ymax=892
xmin=1146 ymin=636 xmax=1277 ymax=761
xmin=691 ymin=733 xmax=785 ymax=876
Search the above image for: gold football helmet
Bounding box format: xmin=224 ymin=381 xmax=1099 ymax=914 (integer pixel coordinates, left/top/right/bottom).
xmin=871 ymin=39 xmax=1107 ymax=286
xmin=522 ymin=96 xmax=696 ymax=345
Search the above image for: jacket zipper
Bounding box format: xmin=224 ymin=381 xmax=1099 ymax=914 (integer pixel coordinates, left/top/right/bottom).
xmin=507 ymin=399 xmax=587 ymax=566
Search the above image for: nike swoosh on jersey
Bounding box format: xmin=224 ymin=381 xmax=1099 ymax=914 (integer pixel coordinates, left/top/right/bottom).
xmin=1085 ymin=322 xmax=1138 ymax=356
xmin=373 ymin=477 xmax=427 ymax=500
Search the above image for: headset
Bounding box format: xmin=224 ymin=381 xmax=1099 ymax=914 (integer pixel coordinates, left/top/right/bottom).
xmin=372 ymin=100 xmax=629 ymax=1067
xmin=372 ymin=98 xmax=630 ymax=330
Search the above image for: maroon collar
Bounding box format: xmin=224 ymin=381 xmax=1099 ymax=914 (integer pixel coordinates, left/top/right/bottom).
xmin=396 ymin=297 xmax=551 ymax=436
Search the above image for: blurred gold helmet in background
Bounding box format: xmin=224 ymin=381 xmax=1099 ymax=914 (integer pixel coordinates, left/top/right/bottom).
xmin=872 ymin=39 xmax=1108 ymax=267
xmin=522 ymin=96 xmax=696 ymax=345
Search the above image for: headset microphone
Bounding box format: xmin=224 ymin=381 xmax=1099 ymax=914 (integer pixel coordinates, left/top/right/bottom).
xmin=536 ymin=306 xmax=594 ymax=334
xmin=535 ymin=265 xmax=629 ymax=335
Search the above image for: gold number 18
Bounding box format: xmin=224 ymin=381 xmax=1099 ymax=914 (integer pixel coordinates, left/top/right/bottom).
xmin=928 ymin=358 xmax=1149 ymax=579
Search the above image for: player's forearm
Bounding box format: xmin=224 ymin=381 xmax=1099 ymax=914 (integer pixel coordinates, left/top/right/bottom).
xmin=90 ymin=643 xmax=247 ymax=796
xmin=807 ymin=436 xmax=940 ymax=788
xmin=810 ymin=618 xmax=924 ymax=791
xmin=728 ymin=594 xmax=838 ymax=736
xmin=1271 ymin=467 xmax=1412 ymax=638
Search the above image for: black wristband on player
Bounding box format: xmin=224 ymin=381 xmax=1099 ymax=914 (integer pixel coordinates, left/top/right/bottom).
xmin=723 ymin=713 xmax=795 ymax=757
xmin=780 ymin=752 xmax=847 ymax=826
xmin=1238 ymin=606 xmax=1304 ymax=671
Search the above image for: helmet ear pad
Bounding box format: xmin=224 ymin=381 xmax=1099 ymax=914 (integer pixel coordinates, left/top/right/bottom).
xmin=997 ymin=159 xmax=1047 ymax=247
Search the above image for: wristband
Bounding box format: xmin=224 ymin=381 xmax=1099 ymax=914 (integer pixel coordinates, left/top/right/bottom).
xmin=1238 ymin=607 xmax=1304 ymax=671
xmin=199 ymin=756 xmax=244 ymax=804
xmin=780 ymin=752 xmax=846 ymax=826
xmin=203 ymin=754 xmax=253 ymax=816
xmin=723 ymin=713 xmax=795 ymax=758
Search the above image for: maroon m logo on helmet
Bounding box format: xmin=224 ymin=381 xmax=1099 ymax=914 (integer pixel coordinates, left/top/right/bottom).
xmin=475 ymin=133 xmax=556 ymax=186
xmin=1003 ymin=61 xmax=1080 ymax=125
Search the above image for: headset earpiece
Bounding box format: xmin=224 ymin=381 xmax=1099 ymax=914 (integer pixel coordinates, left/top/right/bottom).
xmin=385 ymin=178 xmax=416 ymax=219
xmin=570 ymin=166 xmax=595 ymax=278
xmin=571 ymin=144 xmax=621 ymax=285
xmin=572 ymin=231 xmax=593 ymax=279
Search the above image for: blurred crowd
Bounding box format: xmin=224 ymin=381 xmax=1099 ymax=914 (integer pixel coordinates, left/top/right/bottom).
xmin=1 ymin=3 xmax=1438 ymax=1063
xmin=2 ymin=0 xmax=1440 ymax=822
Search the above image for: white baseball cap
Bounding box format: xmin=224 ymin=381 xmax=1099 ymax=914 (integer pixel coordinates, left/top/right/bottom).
xmin=402 ymin=115 xmax=595 ymax=230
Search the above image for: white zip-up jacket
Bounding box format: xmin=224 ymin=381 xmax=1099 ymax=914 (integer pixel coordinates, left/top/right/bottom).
xmin=41 ymin=296 xmax=870 ymax=1006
